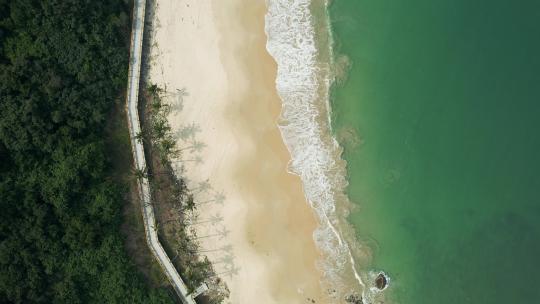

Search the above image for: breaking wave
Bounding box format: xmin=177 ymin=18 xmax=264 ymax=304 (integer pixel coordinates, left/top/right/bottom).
xmin=264 ymin=0 xmax=375 ymax=302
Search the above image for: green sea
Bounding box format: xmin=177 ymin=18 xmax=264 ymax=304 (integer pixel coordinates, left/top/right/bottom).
xmin=328 ymin=0 xmax=540 ymax=303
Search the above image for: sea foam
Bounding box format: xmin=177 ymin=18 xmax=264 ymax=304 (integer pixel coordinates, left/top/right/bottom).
xmin=265 ymin=0 xmax=367 ymax=301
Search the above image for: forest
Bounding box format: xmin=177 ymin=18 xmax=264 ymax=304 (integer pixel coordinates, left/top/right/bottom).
xmin=0 ymin=0 xmax=173 ymax=302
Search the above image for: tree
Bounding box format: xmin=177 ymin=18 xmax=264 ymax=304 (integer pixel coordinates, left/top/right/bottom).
xmin=147 ymin=84 xmax=162 ymax=98
xmin=133 ymin=167 xmax=148 ymax=180
xmin=135 ymin=131 xmax=145 ymax=143
xmin=0 ymin=1 xmax=174 ymax=302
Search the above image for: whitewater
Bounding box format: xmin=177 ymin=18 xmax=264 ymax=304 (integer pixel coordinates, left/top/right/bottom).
xmin=264 ymin=0 xmax=372 ymax=302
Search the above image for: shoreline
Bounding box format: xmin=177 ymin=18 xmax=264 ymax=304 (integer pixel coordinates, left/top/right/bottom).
xmin=266 ymin=0 xmax=368 ymax=301
xmin=148 ymin=0 xmax=329 ymax=302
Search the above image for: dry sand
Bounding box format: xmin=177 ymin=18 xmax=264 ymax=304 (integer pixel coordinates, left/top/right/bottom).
xmin=148 ymin=0 xmax=329 ymax=303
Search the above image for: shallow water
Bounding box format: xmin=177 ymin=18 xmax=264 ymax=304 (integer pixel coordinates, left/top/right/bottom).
xmin=266 ymin=1 xmax=364 ymax=300
xmin=329 ymin=0 xmax=540 ymax=303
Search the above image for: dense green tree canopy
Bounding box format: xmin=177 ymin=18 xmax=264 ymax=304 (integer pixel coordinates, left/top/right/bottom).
xmin=0 ymin=1 xmax=173 ymax=303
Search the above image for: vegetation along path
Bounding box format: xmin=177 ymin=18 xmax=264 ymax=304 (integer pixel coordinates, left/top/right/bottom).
xmin=125 ymin=0 xmax=198 ymax=303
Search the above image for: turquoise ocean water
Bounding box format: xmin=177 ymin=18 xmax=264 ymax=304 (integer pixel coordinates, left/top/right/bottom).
xmin=328 ymin=0 xmax=540 ymax=303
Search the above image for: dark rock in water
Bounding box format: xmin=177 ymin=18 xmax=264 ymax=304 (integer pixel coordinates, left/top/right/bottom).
xmin=375 ymin=273 xmax=388 ymax=290
xmin=345 ymin=294 xmax=363 ymax=304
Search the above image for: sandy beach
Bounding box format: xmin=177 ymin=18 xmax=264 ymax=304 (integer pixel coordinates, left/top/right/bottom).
xmin=148 ymin=0 xmax=327 ymax=302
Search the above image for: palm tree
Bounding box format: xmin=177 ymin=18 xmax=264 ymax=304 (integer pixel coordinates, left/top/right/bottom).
xmin=135 ymin=131 xmax=145 ymax=143
xmin=147 ymin=83 xmax=162 ymax=98
xmin=149 ymin=93 xmax=172 ymax=115
xmin=182 ymin=194 xmax=196 ymax=212
xmin=175 ymin=240 xmax=199 ymax=258
xmin=158 ymin=137 xmax=179 ymax=160
xmin=133 ymin=167 xmax=147 ymax=180
xmin=150 ymin=97 xmax=162 ymax=111
xmin=151 ymin=118 xmax=171 ymax=140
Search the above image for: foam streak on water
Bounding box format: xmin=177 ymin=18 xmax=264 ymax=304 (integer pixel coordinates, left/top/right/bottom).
xmin=264 ymin=0 xmax=366 ymax=301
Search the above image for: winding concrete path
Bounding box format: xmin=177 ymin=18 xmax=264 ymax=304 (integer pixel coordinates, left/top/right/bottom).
xmin=125 ymin=1 xmax=196 ymax=303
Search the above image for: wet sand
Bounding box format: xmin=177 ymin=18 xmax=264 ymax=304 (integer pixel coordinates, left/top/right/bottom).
xmin=148 ymin=0 xmax=328 ymax=303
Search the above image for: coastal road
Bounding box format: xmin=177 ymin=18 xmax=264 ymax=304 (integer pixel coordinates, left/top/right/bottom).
xmin=125 ymin=1 xmax=197 ymax=303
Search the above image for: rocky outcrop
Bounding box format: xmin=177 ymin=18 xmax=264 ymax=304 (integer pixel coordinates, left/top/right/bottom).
xmin=375 ymin=273 xmax=388 ymax=290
